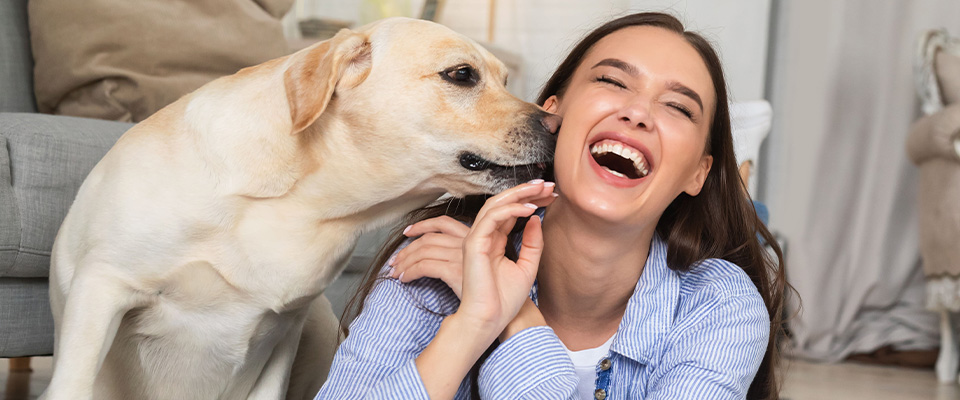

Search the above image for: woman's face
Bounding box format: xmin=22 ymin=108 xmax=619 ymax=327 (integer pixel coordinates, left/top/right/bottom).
xmin=544 ymin=26 xmax=715 ymax=227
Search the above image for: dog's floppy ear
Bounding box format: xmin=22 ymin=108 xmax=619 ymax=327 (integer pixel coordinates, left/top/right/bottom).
xmin=285 ymin=29 xmax=372 ymax=133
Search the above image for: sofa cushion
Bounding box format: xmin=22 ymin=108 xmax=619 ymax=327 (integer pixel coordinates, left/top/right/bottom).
xmin=0 ymin=135 xmax=17 ymax=272
xmin=0 ymin=113 xmax=132 ymax=278
xmin=0 ymin=278 xmax=54 ymax=357
xmin=0 ymin=0 xmax=37 ymax=113
xmin=29 ymin=0 xmax=293 ymax=122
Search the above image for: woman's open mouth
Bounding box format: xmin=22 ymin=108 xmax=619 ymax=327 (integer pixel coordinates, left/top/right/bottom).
xmin=589 ymin=139 xmax=651 ymax=180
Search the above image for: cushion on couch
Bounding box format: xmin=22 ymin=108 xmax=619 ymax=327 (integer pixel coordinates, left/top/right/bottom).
xmin=0 ymin=0 xmax=37 ymax=113
xmin=0 ymin=113 xmax=133 ymax=278
xmin=0 ymin=135 xmax=17 ymax=272
xmin=29 ymin=0 xmax=293 ymax=122
xmin=0 ymin=278 xmax=54 ymax=357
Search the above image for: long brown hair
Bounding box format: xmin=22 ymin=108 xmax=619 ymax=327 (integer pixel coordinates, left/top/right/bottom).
xmin=343 ymin=12 xmax=789 ymax=399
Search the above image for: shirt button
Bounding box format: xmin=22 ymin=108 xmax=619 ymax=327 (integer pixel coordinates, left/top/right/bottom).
xmin=594 ymin=388 xmax=607 ymax=400
xmin=599 ymin=358 xmax=611 ymax=371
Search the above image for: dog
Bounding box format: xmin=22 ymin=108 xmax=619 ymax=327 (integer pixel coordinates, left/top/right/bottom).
xmin=41 ymin=17 xmax=558 ymax=400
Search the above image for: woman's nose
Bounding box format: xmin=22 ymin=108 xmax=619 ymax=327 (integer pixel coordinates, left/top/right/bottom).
xmin=617 ymin=98 xmax=651 ymax=130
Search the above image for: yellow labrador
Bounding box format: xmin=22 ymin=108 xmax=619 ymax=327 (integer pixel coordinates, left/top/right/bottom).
xmin=41 ymin=17 xmax=558 ymax=400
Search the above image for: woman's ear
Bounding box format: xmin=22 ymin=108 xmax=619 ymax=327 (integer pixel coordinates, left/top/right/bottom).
xmin=683 ymin=154 xmax=713 ymax=196
xmin=542 ymin=95 xmax=560 ymax=114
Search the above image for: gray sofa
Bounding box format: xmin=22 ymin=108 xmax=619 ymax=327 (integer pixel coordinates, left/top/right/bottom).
xmin=0 ymin=0 xmax=377 ymax=359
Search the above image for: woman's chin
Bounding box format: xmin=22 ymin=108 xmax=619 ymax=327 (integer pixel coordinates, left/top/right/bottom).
xmin=554 ymin=189 xmax=637 ymax=226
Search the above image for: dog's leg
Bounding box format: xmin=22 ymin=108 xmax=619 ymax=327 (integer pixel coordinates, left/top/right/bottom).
xmin=43 ymin=268 xmax=136 ymax=400
xmin=285 ymin=294 xmax=343 ymax=400
xmin=246 ymin=313 xmax=309 ymax=400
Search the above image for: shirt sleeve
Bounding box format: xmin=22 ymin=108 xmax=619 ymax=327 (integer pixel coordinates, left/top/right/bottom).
xmin=646 ymin=290 xmax=770 ymax=400
xmin=477 ymin=325 xmax=579 ymax=400
xmin=315 ymin=265 xmax=446 ymax=400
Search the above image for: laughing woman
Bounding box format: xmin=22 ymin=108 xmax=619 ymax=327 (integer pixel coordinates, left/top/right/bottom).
xmin=316 ymin=12 xmax=787 ymax=400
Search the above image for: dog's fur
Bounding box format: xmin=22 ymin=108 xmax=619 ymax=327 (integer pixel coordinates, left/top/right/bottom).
xmin=41 ymin=18 xmax=556 ymax=400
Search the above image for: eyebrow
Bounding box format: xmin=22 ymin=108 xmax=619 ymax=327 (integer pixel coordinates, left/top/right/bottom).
xmin=591 ymin=58 xmax=704 ymax=112
xmin=666 ymin=82 xmax=703 ymax=112
xmin=592 ymin=58 xmax=639 ymax=77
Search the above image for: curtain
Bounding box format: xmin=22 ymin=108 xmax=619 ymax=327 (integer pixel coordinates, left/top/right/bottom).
xmin=763 ymin=0 xmax=960 ymax=362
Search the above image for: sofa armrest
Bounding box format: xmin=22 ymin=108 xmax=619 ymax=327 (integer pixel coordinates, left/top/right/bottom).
xmin=0 ymin=113 xmax=133 ymax=278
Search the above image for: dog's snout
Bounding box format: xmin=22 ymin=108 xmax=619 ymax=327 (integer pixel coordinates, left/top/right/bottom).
xmin=538 ymin=113 xmax=562 ymax=135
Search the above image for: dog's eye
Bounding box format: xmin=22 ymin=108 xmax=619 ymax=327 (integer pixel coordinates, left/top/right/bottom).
xmin=441 ymin=65 xmax=479 ymax=86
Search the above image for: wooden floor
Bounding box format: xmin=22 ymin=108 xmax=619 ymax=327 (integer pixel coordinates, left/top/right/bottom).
xmin=1 ymin=357 xmax=51 ymax=400
xmin=780 ymin=359 xmax=960 ymax=400
xmin=3 ymin=357 xmax=960 ymax=399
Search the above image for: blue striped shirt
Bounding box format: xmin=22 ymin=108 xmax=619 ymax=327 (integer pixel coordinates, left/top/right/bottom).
xmin=316 ymin=234 xmax=769 ymax=399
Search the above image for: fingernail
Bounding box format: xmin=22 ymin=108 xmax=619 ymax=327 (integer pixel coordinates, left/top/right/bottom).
xmin=403 ymin=225 xmax=412 ymax=235
xmin=551 ymin=193 xmax=559 ymax=197
xmin=398 ymin=271 xmax=405 ymax=281
xmin=524 ymin=203 xmax=538 ymax=209
xmin=388 ymin=255 xmax=396 ymax=266
xmin=387 ymin=266 xmax=395 ymax=276
xmin=544 ymin=182 xmax=555 ymax=188
xmin=527 ymin=179 xmax=544 ymax=184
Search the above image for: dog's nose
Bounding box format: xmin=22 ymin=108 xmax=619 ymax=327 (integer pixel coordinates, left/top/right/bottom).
xmin=539 ymin=113 xmax=562 ymax=135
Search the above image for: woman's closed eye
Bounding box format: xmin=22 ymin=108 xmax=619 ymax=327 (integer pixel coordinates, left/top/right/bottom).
xmin=666 ymin=102 xmax=695 ymax=120
xmin=595 ymin=74 xmax=697 ymax=122
xmin=595 ymin=75 xmax=627 ymax=89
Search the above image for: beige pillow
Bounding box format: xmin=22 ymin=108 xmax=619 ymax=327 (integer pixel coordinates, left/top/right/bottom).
xmin=29 ymin=0 xmax=293 ymax=122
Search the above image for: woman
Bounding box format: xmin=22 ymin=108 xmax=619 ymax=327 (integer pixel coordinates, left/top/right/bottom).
xmin=317 ymin=12 xmax=786 ymax=400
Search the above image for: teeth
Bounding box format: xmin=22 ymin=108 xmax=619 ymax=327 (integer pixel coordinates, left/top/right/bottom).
xmin=590 ymin=141 xmax=650 ymax=177
xmin=604 ymin=167 xmax=626 ymax=178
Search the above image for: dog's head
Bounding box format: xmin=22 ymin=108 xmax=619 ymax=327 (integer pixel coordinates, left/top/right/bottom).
xmin=284 ymin=17 xmax=559 ymax=197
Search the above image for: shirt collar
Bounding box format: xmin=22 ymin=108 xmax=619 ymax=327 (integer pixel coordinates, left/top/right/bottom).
xmin=610 ymin=234 xmax=680 ymax=365
xmin=524 ymin=211 xmax=680 ymax=366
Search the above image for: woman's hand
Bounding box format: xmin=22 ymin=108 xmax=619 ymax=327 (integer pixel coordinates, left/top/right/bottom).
xmin=453 ymin=180 xmax=556 ymax=333
xmin=390 ymin=181 xmax=556 ymax=299
xmin=389 ymin=215 xmax=470 ymax=297
xmin=410 ymin=180 xmax=555 ymax=399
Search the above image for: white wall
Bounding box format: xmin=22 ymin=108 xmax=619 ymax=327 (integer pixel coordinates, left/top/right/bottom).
xmin=286 ymin=0 xmax=771 ymax=103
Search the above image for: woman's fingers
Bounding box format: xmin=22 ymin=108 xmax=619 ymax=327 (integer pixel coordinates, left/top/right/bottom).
xmin=388 ymin=230 xmax=466 ymax=297
xmin=528 ymin=191 xmax=559 ymax=209
xmin=395 ymin=259 xmax=463 ymax=298
xmin=465 ymin=202 xmax=540 ymax=254
xmin=475 ymin=181 xmax=556 ymax=223
xmin=396 ymin=233 xmax=463 ymax=262
xmin=390 ymin=181 xmax=557 ymax=305
xmin=480 ymin=193 xmax=557 ymax=239
xmin=403 ymin=215 xmax=470 ymax=238
xmin=395 ymin=243 xmax=461 ymax=271
xmin=392 ymin=244 xmax=461 ymax=277
xmin=484 ymin=180 xmax=554 ymax=209
xmin=514 ymin=215 xmax=545 ymax=278
xmin=454 ymin=184 xmax=556 ymax=329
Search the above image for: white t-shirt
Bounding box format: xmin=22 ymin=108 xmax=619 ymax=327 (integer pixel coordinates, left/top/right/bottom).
xmin=561 ymin=335 xmax=615 ymax=400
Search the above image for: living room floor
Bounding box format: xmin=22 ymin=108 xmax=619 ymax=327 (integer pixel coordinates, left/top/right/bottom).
xmin=2 ymin=357 xmax=960 ymax=399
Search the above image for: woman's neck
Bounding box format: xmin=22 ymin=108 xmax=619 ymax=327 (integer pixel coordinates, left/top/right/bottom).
xmin=537 ymin=199 xmax=656 ymax=350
